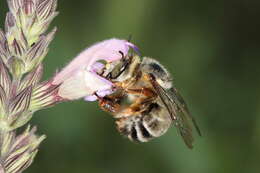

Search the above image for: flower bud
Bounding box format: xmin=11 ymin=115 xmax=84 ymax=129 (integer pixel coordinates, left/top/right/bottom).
xmin=6 ymin=0 xmax=58 ymax=46
xmin=0 ymin=29 xmax=9 ymax=63
xmin=37 ymin=0 xmax=57 ymax=20
xmin=0 ymin=128 xmax=15 ymax=156
xmin=0 ymin=60 xmax=11 ymax=97
xmin=25 ymin=28 xmax=56 ymax=71
xmin=23 ymin=0 xmax=36 ymax=16
xmin=0 ymin=85 xmax=7 ymax=119
xmin=0 ymin=163 xmax=4 ymax=173
xmin=30 ymin=80 xmax=62 ymax=111
xmin=1 ymin=126 xmax=45 ymax=173
xmin=5 ymin=12 xmax=15 ymax=35
xmin=7 ymin=86 xmax=33 ymax=130
xmin=3 ymin=86 xmax=34 ymax=130
xmin=7 ymin=56 xmax=26 ymax=79
xmin=19 ymin=64 xmax=43 ymax=91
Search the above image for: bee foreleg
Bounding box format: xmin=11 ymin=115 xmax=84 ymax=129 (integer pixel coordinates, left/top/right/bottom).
xmin=95 ymin=93 xmax=122 ymax=113
xmin=116 ymin=94 xmax=156 ymax=118
xmin=126 ymin=88 xmax=156 ymax=97
xmin=113 ymin=72 xmax=142 ymax=89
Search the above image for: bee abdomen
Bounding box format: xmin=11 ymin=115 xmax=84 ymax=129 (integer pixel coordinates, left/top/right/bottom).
xmin=139 ymin=122 xmax=152 ymax=138
xmin=116 ymin=103 xmax=171 ymax=142
xmin=116 ymin=116 xmax=154 ymax=142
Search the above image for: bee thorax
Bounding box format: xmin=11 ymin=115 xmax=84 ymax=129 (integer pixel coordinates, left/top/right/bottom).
xmin=141 ymin=57 xmax=172 ymax=89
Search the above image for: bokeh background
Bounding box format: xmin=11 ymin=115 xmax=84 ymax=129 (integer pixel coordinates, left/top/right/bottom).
xmin=1 ymin=0 xmax=260 ymax=173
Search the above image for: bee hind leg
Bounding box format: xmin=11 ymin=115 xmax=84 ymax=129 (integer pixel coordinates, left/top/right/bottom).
xmin=126 ymin=88 xmax=156 ymax=97
xmin=116 ymin=90 xmax=156 ymax=118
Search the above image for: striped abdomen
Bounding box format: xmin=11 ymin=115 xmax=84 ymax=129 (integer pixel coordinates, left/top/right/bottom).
xmin=115 ymin=103 xmax=172 ymax=142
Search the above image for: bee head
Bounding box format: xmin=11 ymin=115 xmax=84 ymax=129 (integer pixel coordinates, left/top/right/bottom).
xmin=102 ymin=55 xmax=140 ymax=82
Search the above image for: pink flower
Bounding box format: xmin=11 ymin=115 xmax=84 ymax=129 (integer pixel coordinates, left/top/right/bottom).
xmin=52 ymin=38 xmax=137 ymax=100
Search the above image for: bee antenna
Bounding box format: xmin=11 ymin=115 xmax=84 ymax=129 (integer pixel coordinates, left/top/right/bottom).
xmin=128 ymin=34 xmax=133 ymax=42
xmin=118 ymin=51 xmax=125 ymax=59
xmin=94 ymin=92 xmax=102 ymax=99
xmin=129 ymin=50 xmax=134 ymax=58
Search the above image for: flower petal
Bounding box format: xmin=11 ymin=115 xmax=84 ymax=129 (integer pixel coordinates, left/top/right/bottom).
xmin=52 ymin=38 xmax=138 ymax=100
xmin=84 ymin=89 xmax=114 ymax=102
xmin=52 ymin=38 xmax=133 ymax=85
xmin=57 ymin=70 xmax=112 ymax=100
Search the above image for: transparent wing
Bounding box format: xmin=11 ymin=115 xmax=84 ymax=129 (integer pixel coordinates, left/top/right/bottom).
xmin=148 ymin=74 xmax=201 ymax=148
xmin=168 ymin=87 xmax=201 ymax=136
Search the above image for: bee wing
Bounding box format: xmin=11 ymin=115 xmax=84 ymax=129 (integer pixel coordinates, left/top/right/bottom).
xmin=168 ymin=87 xmax=201 ymax=136
xmin=148 ymin=74 xmax=201 ymax=148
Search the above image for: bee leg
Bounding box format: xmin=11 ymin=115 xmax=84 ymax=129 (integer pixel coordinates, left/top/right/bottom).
xmin=116 ymin=88 xmax=157 ymax=117
xmin=94 ymin=93 xmax=121 ymax=113
xmin=116 ymin=97 xmax=154 ymax=117
xmin=126 ymin=88 xmax=156 ymax=97
xmin=113 ymin=71 xmax=142 ymax=89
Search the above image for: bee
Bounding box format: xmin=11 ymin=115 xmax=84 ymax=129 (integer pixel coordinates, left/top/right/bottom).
xmin=95 ymin=54 xmax=201 ymax=148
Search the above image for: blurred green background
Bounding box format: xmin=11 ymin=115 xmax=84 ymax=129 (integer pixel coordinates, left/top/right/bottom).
xmin=1 ymin=0 xmax=260 ymax=172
